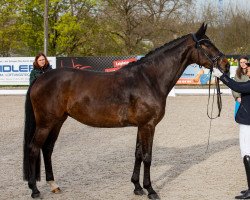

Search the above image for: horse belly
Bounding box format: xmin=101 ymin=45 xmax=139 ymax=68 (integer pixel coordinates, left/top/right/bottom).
xmin=69 ymin=104 xmax=135 ymax=128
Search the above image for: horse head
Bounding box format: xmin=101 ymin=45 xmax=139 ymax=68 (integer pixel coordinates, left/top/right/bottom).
xmin=191 ymin=23 xmax=230 ymax=74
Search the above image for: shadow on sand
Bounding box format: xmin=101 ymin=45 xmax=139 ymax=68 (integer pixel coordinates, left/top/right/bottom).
xmin=152 ymin=137 xmax=238 ymax=191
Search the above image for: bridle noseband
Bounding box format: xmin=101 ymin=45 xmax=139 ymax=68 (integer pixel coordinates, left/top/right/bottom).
xmin=192 ymin=33 xmax=224 ymax=119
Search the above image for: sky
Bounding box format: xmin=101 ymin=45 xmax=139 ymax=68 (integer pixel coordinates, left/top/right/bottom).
xmin=195 ymin=0 xmax=250 ymax=11
xmin=193 ymin=0 xmax=250 ymax=21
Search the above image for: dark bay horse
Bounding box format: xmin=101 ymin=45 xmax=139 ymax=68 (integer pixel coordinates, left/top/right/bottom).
xmin=23 ymin=23 xmax=230 ymax=199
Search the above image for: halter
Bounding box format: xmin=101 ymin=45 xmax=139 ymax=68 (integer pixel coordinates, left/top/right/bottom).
xmin=192 ymin=33 xmax=224 ymax=119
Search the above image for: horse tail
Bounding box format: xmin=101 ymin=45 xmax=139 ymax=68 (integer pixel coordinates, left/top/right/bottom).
xmin=23 ymin=83 xmax=41 ymax=181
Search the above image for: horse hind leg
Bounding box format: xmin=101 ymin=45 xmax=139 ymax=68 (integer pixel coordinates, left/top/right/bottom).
xmin=28 ymin=127 xmax=51 ymax=198
xmin=28 ymin=142 xmax=41 ymax=198
xmin=42 ymin=118 xmax=67 ymax=194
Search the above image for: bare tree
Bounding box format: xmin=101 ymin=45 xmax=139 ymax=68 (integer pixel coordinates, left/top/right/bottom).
xmin=99 ymin=0 xmax=193 ymax=55
xmin=196 ymin=3 xmax=250 ymax=55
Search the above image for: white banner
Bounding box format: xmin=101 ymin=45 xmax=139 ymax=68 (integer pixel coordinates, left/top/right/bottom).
xmin=0 ymin=57 xmax=56 ymax=85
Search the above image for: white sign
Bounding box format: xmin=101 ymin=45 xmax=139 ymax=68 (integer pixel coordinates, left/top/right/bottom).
xmin=0 ymin=57 xmax=56 ymax=85
xmin=230 ymin=65 xmax=238 ymax=78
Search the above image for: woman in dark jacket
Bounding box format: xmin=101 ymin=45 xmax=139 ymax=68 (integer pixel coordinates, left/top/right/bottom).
xmin=30 ymin=53 xmax=52 ymax=84
xmin=213 ymin=64 xmax=250 ymax=199
xmin=232 ymin=56 xmax=250 ymax=102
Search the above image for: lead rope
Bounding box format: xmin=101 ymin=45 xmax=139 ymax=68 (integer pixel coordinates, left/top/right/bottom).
xmin=206 ymin=67 xmax=222 ymax=119
xmin=205 ymin=67 xmax=222 ymax=153
xmin=206 ymin=86 xmax=216 ymax=153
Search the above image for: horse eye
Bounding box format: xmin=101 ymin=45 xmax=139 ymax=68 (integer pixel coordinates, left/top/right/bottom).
xmin=202 ymin=42 xmax=210 ymax=47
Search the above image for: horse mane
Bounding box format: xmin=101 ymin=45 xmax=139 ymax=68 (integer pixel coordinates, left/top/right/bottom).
xmin=122 ymin=33 xmax=191 ymax=70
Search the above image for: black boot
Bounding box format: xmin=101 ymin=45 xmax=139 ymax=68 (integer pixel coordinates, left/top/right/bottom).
xmin=235 ymin=155 xmax=250 ymax=199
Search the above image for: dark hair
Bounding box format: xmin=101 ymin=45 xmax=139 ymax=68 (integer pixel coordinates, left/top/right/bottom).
xmin=33 ymin=52 xmax=50 ymax=69
xmin=236 ymin=55 xmax=249 ymax=79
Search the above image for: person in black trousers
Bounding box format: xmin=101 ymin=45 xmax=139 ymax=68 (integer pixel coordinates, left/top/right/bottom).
xmin=213 ymin=63 xmax=250 ymax=199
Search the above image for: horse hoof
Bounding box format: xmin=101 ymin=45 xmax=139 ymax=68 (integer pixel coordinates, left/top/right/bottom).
xmin=148 ymin=193 xmax=160 ymax=200
xmin=52 ymin=187 xmax=61 ymax=194
xmin=134 ymin=189 xmax=146 ymax=196
xmin=31 ymin=191 xmax=40 ymax=198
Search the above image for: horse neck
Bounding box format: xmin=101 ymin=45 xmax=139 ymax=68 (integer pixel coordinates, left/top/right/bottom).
xmin=143 ymin=39 xmax=194 ymax=97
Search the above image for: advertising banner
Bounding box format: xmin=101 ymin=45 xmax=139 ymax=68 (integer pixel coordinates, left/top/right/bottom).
xmin=177 ymin=64 xmax=214 ymax=85
xmin=0 ymin=56 xmax=241 ymax=86
xmin=0 ymin=57 xmax=56 ymax=85
xmin=56 ymin=56 xmax=138 ymax=72
xmin=177 ymin=62 xmax=238 ymax=85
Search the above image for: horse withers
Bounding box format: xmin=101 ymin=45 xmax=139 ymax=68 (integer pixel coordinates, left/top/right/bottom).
xmin=23 ymin=23 xmax=230 ymax=199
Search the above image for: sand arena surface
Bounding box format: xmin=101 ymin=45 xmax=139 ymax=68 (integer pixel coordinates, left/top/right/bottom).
xmin=0 ymin=95 xmax=245 ymax=200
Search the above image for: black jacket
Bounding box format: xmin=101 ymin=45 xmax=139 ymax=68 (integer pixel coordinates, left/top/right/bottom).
xmin=30 ymin=64 xmax=52 ymax=85
xmin=220 ymin=74 xmax=250 ymax=125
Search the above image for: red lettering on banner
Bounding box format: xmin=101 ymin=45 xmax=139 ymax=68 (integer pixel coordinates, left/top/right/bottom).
xmin=105 ymin=58 xmax=137 ymax=72
xmin=113 ymin=58 xmax=137 ymax=68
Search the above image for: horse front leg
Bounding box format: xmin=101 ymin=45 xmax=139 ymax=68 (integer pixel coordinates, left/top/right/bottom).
xmin=140 ymin=124 xmax=160 ymax=200
xmin=28 ymin=127 xmax=51 ymax=198
xmin=131 ymin=134 xmax=145 ymax=195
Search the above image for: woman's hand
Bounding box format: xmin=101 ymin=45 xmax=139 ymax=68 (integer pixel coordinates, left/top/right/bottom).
xmin=212 ymin=68 xmax=223 ymax=78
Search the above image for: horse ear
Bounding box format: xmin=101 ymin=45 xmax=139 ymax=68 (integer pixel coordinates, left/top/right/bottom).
xmin=195 ymin=22 xmax=207 ymax=39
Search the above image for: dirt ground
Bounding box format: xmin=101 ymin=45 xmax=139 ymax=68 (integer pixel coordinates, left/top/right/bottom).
xmin=0 ymin=95 xmax=245 ymax=200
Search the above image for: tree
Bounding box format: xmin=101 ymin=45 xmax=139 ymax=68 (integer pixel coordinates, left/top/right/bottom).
xmin=50 ymin=0 xmax=101 ymax=56
xmin=17 ymin=0 xmax=45 ymax=55
xmin=98 ymin=0 xmax=194 ymax=55
xmin=195 ymin=3 xmax=250 ymax=55
xmin=0 ymin=0 xmax=23 ymax=56
xmin=0 ymin=0 xmax=249 ymax=56
xmin=222 ymin=11 xmax=250 ymax=54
